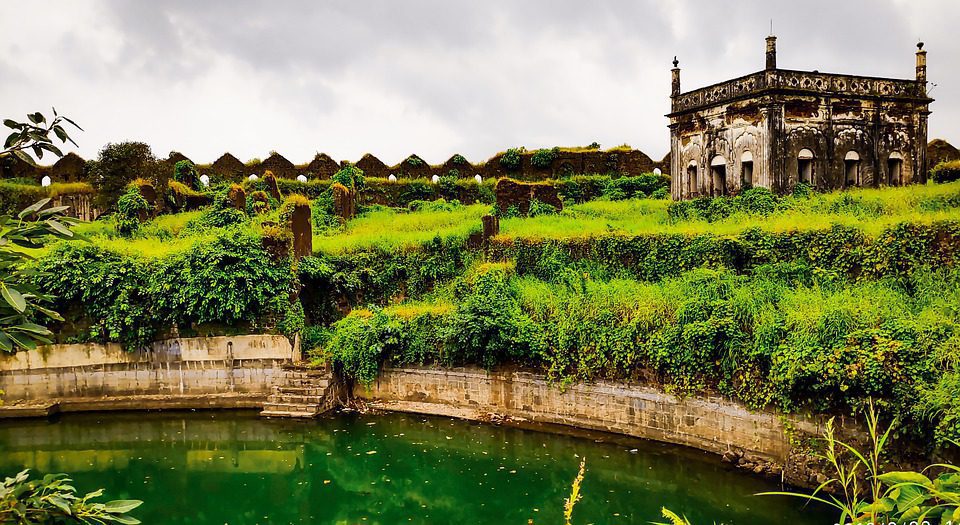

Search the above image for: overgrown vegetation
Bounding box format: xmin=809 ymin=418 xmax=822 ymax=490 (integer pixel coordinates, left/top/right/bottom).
xmin=933 ymin=160 xmax=960 ymax=184
xmin=18 ymin=157 xmax=960 ymax=450
xmin=0 ymin=470 xmax=142 ymax=524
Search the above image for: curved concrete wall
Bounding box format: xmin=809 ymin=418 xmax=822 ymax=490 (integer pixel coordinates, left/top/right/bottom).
xmin=354 ymin=366 xmax=839 ymax=484
xmin=0 ymin=335 xmax=294 ymax=402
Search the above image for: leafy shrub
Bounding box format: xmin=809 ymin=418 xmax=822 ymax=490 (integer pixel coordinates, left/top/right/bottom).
xmin=185 ymin=207 xmax=246 ymax=232
xmin=0 ymin=469 xmax=142 ymax=524
xmin=173 ymin=159 xmax=198 ymax=188
xmin=528 ymin=199 xmax=559 ymax=216
xmin=332 ymin=164 xmax=365 ymax=191
xmin=0 ymin=181 xmax=47 ymax=215
xmin=34 ymin=230 xmax=297 ymax=349
xmin=438 ymin=175 xmax=458 ymax=200
xmin=88 ymin=141 xmax=163 ymax=210
xmin=404 ymin=156 xmax=426 ymax=168
xmin=668 ymin=188 xmax=780 ymax=222
xmin=499 ymin=148 xmax=523 ymax=171
xmin=115 ymin=188 xmax=150 ymax=236
xmin=531 ymin=147 xmax=559 ymax=169
xmin=408 ymin=199 xmax=463 ymax=212
xmin=792 ymin=181 xmax=814 ymax=198
xmin=450 ymin=154 xmax=468 ymax=166
xmin=4 ymin=177 xmax=39 ymax=186
xmin=739 ymin=187 xmax=777 ymax=215
xmin=443 ymin=264 xmax=540 ymax=368
xmin=932 ymin=160 xmax=960 ymax=184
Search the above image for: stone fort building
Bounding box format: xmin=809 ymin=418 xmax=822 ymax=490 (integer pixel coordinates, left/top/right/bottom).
xmin=668 ymin=36 xmax=932 ymax=199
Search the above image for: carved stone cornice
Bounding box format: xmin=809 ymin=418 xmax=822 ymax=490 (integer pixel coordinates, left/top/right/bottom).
xmin=669 ymin=69 xmax=932 ymax=116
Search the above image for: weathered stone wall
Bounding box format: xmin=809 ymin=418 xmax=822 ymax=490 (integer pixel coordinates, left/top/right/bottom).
xmin=669 ymin=39 xmax=933 ymax=199
xmin=4 ymin=147 xmax=666 ymax=186
xmin=495 ymin=179 xmax=563 ymax=215
xmin=354 ymin=366 xmax=842 ymax=484
xmin=0 ymin=335 xmax=294 ymax=401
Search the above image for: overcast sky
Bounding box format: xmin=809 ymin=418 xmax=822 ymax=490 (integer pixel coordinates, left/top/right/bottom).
xmin=2 ymin=0 xmax=956 ymax=166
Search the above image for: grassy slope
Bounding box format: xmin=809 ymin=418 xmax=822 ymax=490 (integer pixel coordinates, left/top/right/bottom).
xmin=500 ymin=182 xmax=960 ymax=240
xmin=312 ymin=203 xmax=489 ymax=254
xmin=39 ymin=181 xmax=960 ymax=258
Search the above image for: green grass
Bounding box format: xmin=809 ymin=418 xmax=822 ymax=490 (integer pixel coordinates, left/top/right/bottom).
xmin=312 ymin=203 xmax=489 ymax=254
xmin=40 ymin=182 xmax=960 ymax=259
xmin=499 ymin=182 xmax=960 ymax=241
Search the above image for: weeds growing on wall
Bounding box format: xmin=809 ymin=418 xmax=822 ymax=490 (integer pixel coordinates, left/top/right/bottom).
xmin=32 ymin=229 xmax=299 ymax=348
xmin=27 ymin=178 xmax=960 ymax=447
xmin=318 ymin=261 xmax=960 ymax=445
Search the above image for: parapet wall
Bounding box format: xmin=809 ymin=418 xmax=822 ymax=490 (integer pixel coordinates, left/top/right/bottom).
xmin=354 ymin=366 xmax=839 ymax=485
xmin=0 ymin=335 xmax=295 ymax=401
xmin=1 ymin=147 xmax=666 ymax=185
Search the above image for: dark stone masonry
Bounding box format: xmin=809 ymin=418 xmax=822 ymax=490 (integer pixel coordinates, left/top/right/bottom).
xmin=669 ymin=36 xmax=933 ymax=198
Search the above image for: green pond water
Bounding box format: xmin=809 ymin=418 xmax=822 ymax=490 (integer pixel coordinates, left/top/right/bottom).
xmin=0 ymin=410 xmax=832 ymax=524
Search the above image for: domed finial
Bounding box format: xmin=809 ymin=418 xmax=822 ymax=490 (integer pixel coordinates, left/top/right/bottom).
xmin=917 ymin=41 xmax=924 ymax=50
xmin=672 ymin=56 xmax=679 ymax=68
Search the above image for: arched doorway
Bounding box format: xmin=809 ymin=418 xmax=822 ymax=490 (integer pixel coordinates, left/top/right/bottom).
xmin=797 ymin=149 xmax=814 ymax=185
xmin=710 ymin=155 xmax=727 ymax=196
xmin=844 ymin=151 xmax=861 ymax=187
xmin=686 ymin=161 xmax=699 ymax=198
xmin=887 ymin=152 xmax=904 ymax=186
xmin=740 ymin=151 xmax=754 ymax=188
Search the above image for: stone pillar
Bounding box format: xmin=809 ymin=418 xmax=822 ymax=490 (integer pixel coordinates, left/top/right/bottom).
xmin=916 ymin=42 xmax=927 ymax=89
xmin=290 ymin=201 xmax=313 ymax=260
xmin=765 ymin=35 xmax=777 ymax=70
xmin=263 ymin=170 xmax=282 ymax=201
xmin=671 ymin=57 xmax=681 ymax=97
xmin=481 ymin=214 xmax=499 ymax=241
xmin=915 ymin=42 xmax=930 ymax=183
xmin=331 ymin=182 xmax=356 ymax=221
xmin=136 ymin=182 xmax=157 ymax=220
xmin=227 ymin=184 xmax=246 ymax=211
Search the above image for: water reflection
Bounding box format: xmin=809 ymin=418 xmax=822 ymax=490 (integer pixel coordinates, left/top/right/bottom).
xmin=0 ymin=411 xmax=831 ymax=524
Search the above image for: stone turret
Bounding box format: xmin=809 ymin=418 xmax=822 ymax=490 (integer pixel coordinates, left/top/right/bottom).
xmin=671 ymin=57 xmax=681 ymax=97
xmin=916 ymin=41 xmax=927 ymax=92
xmin=765 ymin=35 xmax=777 ymax=70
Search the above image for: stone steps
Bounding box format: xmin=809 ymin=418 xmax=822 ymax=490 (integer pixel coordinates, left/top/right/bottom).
xmin=260 ymin=409 xmax=319 ymax=418
xmin=275 ymin=394 xmax=324 ymax=404
xmin=259 ymin=367 xmax=337 ymax=419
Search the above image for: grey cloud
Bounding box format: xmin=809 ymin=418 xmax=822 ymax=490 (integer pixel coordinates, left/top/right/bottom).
xmin=0 ymin=0 xmax=956 ymax=164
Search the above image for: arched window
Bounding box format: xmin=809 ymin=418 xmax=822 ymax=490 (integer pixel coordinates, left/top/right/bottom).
xmin=844 ymin=151 xmax=861 ymax=187
xmin=798 ymin=149 xmax=814 ymax=185
xmin=887 ymin=152 xmax=904 ymax=186
xmin=740 ymin=151 xmax=754 ymax=188
xmin=686 ymin=161 xmax=698 ymax=198
xmin=710 ymin=155 xmax=727 ymax=196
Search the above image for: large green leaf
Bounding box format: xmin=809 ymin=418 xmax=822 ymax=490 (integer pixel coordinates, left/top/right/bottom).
xmin=102 ymin=500 xmax=143 ymax=514
xmin=18 ymin=198 xmax=52 ymax=219
xmin=45 ymin=219 xmax=73 ymax=237
xmin=878 ymin=471 xmax=934 ymax=488
xmin=893 ymin=484 xmax=929 ymax=512
xmin=48 ymin=494 xmax=73 ymax=515
xmin=12 ymin=149 xmax=35 ymax=166
xmin=6 ymin=331 xmax=37 ymax=350
xmin=12 ymin=323 xmax=52 ymax=335
xmin=1 ymin=286 xmax=26 ymax=313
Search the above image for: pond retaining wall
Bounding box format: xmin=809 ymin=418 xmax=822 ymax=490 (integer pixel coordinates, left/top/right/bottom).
xmin=354 ymin=366 xmax=841 ymax=486
xmin=0 ymin=335 xmax=295 ymax=408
